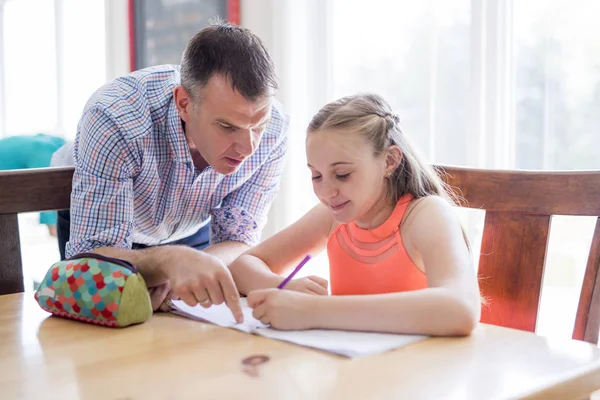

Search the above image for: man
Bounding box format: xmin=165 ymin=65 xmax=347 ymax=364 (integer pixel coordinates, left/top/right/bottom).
xmin=0 ymin=133 xmax=67 ymax=236
xmin=58 ymin=22 xmax=288 ymax=322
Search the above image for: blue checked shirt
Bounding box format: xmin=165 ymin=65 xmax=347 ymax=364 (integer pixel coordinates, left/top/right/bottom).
xmin=65 ymin=65 xmax=289 ymax=258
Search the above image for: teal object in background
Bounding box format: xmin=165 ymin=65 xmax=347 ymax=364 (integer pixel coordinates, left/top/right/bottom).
xmin=0 ymin=134 xmax=67 ymax=226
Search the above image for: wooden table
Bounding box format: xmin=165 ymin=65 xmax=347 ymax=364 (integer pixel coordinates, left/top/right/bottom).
xmin=1 ymin=293 xmax=600 ymax=400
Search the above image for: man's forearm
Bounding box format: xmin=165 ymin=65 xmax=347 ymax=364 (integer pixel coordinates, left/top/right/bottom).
xmin=90 ymin=241 xmax=247 ymax=288
xmin=91 ymin=246 xmax=172 ymax=287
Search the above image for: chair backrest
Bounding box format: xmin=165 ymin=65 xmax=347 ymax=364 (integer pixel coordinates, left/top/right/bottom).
xmin=0 ymin=167 xmax=74 ymax=295
xmin=2 ymin=165 xmax=598 ymax=344
xmin=439 ymin=166 xmax=600 ymax=344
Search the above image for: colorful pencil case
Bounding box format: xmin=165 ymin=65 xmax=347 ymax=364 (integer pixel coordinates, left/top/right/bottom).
xmin=34 ymin=252 xmax=153 ymax=328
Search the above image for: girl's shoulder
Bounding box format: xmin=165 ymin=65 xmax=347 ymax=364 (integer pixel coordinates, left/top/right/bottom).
xmin=401 ymin=195 xmax=460 ymax=235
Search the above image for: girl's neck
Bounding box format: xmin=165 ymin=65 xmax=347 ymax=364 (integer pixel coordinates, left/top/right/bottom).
xmin=354 ymin=193 xmax=396 ymax=230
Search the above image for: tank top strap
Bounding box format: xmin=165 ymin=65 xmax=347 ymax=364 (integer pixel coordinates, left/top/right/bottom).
xmin=385 ymin=194 xmax=413 ymax=230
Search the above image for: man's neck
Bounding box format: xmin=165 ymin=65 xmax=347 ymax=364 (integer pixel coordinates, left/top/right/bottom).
xmin=182 ymin=119 xmax=209 ymax=172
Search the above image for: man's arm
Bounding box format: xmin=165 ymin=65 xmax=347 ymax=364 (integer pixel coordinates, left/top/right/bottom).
xmin=67 ymin=106 xmax=138 ymax=259
xmin=91 ymin=244 xmax=243 ymax=322
xmin=68 ymin=106 xmax=243 ymax=321
xmin=210 ymin=104 xmax=289 ymax=249
xmin=92 ymin=241 xmax=248 ymax=287
xmin=192 ymin=128 xmax=289 ymax=282
xmin=67 ymin=109 xmax=189 ymax=284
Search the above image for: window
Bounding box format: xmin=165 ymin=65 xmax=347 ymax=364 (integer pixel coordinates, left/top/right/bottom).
xmin=0 ymin=0 xmax=107 ymax=290
xmin=0 ymin=0 xmax=106 ymax=139
xmin=514 ymin=0 xmax=600 ymax=170
xmin=59 ymin=0 xmax=107 ymax=138
xmin=2 ymin=0 xmax=58 ymax=136
xmin=332 ymin=0 xmax=471 ymax=165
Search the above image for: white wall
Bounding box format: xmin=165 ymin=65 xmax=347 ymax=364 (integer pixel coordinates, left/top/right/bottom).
xmin=104 ymin=0 xmax=130 ymax=80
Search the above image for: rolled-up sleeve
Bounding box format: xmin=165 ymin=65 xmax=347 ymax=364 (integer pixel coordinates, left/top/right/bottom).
xmin=65 ymin=107 xmax=138 ymax=258
xmin=210 ymin=113 xmax=289 ymax=246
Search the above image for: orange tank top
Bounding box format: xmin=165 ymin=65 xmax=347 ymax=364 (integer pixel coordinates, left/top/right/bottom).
xmin=327 ymin=195 xmax=427 ymax=296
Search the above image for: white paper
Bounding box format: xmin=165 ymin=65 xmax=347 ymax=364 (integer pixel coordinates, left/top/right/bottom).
xmin=255 ymin=328 xmax=427 ymax=358
xmin=170 ymin=299 xmax=428 ymax=357
xmin=170 ymin=298 xmax=267 ymax=333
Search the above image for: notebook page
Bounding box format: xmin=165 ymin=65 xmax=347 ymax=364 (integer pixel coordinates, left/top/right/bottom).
xmin=171 ymin=299 xmax=428 ymax=357
xmin=254 ymin=327 xmax=428 ymax=358
xmin=170 ymin=298 xmax=267 ymax=333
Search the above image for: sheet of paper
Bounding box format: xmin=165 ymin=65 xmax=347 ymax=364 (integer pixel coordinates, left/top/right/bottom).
xmin=255 ymin=327 xmax=427 ymax=358
xmin=170 ymin=299 xmax=428 ymax=357
xmin=170 ymin=298 xmax=267 ymax=333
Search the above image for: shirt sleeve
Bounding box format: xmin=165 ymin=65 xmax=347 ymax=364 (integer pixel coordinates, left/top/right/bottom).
xmin=210 ymin=111 xmax=290 ymax=246
xmin=65 ymin=107 xmax=139 ymax=258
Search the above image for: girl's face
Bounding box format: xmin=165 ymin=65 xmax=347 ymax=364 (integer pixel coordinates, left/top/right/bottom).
xmin=306 ymin=129 xmax=395 ymax=226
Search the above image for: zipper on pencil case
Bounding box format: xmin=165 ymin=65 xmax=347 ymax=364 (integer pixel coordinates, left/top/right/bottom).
xmin=65 ymin=252 xmax=138 ymax=273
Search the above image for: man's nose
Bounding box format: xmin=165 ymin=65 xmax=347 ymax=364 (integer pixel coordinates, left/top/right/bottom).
xmin=236 ymin=130 xmax=255 ymax=155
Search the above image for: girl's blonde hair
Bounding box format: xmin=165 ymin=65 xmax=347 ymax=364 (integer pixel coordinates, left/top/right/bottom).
xmin=307 ymin=93 xmax=459 ymax=207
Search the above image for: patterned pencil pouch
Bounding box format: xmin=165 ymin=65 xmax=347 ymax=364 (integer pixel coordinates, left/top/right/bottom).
xmin=34 ymin=252 xmax=153 ymax=328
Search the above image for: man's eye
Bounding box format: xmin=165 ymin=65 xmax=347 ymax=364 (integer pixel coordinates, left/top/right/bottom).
xmin=220 ymin=125 xmax=235 ymax=131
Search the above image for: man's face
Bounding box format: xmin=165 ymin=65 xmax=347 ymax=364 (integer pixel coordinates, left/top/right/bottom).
xmin=175 ymin=74 xmax=272 ymax=174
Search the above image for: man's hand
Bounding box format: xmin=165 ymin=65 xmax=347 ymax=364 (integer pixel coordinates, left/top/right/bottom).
xmin=148 ymin=281 xmax=177 ymax=312
xmin=90 ymin=244 xmax=245 ymax=322
xmin=159 ymin=246 xmax=244 ymax=323
xmin=284 ymin=276 xmax=328 ymax=295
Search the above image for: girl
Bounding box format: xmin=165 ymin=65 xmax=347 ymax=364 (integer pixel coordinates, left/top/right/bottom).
xmin=229 ymin=93 xmax=481 ymax=336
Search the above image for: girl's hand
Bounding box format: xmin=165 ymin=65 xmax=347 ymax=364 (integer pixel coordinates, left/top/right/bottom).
xmin=247 ymin=289 xmax=318 ymax=330
xmin=285 ymin=276 xmax=329 ymax=295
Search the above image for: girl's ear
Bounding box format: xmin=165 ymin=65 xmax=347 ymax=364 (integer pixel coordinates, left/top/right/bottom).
xmin=385 ymin=145 xmax=402 ymax=176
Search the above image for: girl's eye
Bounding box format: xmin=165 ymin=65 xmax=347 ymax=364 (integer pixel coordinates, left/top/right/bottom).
xmin=311 ymin=175 xmax=322 ymax=181
xmin=336 ymin=173 xmax=351 ymax=180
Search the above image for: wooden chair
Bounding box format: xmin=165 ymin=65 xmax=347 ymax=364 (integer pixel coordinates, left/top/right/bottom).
xmin=439 ymin=166 xmax=600 ymax=345
xmin=0 ymin=167 xmax=74 ymax=295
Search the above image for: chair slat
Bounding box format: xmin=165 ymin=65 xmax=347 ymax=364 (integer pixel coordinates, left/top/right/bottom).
xmin=573 ymin=217 xmax=600 ymax=344
xmin=478 ymin=211 xmax=551 ymax=332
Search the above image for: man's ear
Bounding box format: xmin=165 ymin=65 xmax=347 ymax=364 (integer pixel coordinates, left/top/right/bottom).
xmin=385 ymin=145 xmax=402 ymax=176
xmin=173 ymin=85 xmax=192 ymax=122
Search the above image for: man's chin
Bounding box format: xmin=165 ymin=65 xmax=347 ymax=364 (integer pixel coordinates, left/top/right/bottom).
xmin=214 ymin=162 xmax=241 ymax=175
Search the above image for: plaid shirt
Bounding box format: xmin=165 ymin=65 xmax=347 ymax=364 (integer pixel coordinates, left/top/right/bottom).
xmin=65 ymin=65 xmax=289 ymax=258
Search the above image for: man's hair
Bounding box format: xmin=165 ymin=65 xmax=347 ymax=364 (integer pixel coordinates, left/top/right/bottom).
xmin=180 ymin=19 xmax=277 ymax=101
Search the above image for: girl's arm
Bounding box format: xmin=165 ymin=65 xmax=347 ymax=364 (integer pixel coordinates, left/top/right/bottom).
xmin=229 ymin=203 xmax=334 ymax=295
xmin=250 ymin=196 xmax=481 ymax=336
